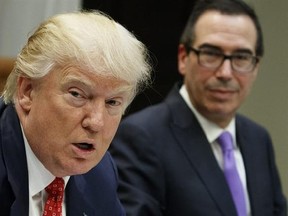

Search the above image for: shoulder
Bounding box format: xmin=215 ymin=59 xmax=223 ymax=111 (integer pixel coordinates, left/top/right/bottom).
xmin=236 ymin=114 xmax=269 ymax=132
xmin=236 ymin=113 xmax=271 ymax=141
xmin=84 ymin=152 xmax=118 ymax=183
xmin=67 ymin=152 xmax=125 ymax=215
xmin=71 ymin=152 xmax=120 ymax=203
xmin=124 ymin=102 xmax=169 ymax=123
xmin=121 ymin=87 xmax=185 ymax=127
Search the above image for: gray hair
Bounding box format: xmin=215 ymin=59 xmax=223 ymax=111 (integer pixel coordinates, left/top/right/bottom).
xmin=3 ymin=10 xmax=152 ymax=104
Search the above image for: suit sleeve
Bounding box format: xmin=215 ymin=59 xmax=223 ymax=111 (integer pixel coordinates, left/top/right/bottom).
xmin=267 ymin=137 xmax=287 ymax=216
xmin=109 ymin=119 xmax=165 ymax=216
xmin=241 ymin=119 xmax=287 ymax=216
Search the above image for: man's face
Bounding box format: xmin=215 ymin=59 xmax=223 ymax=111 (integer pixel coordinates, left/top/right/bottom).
xmin=178 ymin=11 xmax=259 ymax=128
xmin=17 ymin=65 xmax=132 ymax=177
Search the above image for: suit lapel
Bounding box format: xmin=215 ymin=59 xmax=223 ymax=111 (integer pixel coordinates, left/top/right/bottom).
xmin=165 ymin=84 xmax=237 ymax=216
xmin=1 ymin=104 xmax=29 ymax=216
xmin=65 ymin=176 xmax=95 ymax=216
xmin=235 ymin=117 xmax=260 ymax=215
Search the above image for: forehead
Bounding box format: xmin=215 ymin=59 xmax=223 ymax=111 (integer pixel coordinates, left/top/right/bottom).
xmin=56 ymin=65 xmax=133 ymax=95
xmin=193 ymin=11 xmax=257 ymax=52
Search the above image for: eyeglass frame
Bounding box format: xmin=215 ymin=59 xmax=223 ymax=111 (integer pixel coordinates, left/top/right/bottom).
xmin=186 ymin=46 xmax=260 ymax=74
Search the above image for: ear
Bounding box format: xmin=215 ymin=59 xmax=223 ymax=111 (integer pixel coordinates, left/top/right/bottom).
xmin=254 ymin=62 xmax=260 ymax=77
xmin=178 ymin=44 xmax=189 ymax=76
xmin=17 ymin=76 xmax=34 ymax=112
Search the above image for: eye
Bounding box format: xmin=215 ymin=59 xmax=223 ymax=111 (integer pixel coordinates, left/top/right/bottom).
xmin=105 ymin=98 xmax=125 ymax=115
xmin=66 ymin=88 xmax=87 ymax=107
xmin=62 ymin=80 xmax=89 ymax=107
xmin=106 ymin=99 xmax=121 ymax=107
xmin=201 ymin=49 xmax=223 ymax=57
xmin=70 ymin=90 xmax=81 ymax=98
xmin=69 ymin=89 xmax=85 ymax=99
xmin=232 ymin=53 xmax=256 ymax=71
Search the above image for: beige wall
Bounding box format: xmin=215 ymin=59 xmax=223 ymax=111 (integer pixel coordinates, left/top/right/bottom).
xmin=241 ymin=0 xmax=288 ymax=197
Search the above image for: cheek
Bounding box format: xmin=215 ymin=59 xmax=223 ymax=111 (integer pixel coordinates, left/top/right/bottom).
xmin=103 ymin=116 xmax=122 ymax=143
xmin=239 ymin=77 xmax=255 ymax=97
xmin=32 ymin=99 xmax=78 ymax=141
xmin=187 ymin=69 xmax=210 ymax=93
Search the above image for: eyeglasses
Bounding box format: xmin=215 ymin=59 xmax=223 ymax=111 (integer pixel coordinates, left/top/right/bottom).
xmin=187 ymin=46 xmax=259 ymax=74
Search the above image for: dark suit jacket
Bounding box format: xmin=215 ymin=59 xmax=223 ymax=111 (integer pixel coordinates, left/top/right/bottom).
xmin=0 ymin=101 xmax=125 ymax=216
xmin=109 ymin=82 xmax=287 ymax=216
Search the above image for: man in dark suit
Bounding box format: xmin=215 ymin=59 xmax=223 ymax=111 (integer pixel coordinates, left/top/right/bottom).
xmin=109 ymin=0 xmax=287 ymax=215
xmin=0 ymin=11 xmax=151 ymax=215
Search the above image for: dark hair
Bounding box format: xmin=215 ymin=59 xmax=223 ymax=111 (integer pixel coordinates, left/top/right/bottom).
xmin=179 ymin=0 xmax=264 ymax=57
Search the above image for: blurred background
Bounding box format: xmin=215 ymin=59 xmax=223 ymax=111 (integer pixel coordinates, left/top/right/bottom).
xmin=1 ymin=0 xmax=287 ymax=197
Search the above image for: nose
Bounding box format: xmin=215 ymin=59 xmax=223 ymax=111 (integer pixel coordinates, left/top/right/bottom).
xmin=215 ymin=59 xmax=233 ymax=79
xmin=82 ymin=103 xmax=105 ymax=132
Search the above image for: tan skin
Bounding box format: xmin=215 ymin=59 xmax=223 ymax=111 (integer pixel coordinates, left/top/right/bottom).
xmin=15 ymin=64 xmax=132 ymax=177
xmin=178 ymin=11 xmax=259 ymax=128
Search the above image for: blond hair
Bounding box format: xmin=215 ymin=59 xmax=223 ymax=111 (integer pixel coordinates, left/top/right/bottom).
xmin=3 ymin=10 xmax=152 ymax=104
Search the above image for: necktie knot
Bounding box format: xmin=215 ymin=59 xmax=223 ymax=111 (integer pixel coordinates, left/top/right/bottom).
xmin=218 ymin=131 xmax=233 ymax=152
xmin=45 ymin=177 xmax=64 ymax=201
xmin=43 ymin=177 xmax=64 ymax=216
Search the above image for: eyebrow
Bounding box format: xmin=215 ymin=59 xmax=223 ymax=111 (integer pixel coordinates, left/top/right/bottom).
xmin=62 ymin=74 xmax=93 ymax=88
xmin=198 ymin=43 xmax=254 ymax=55
xmin=62 ymin=74 xmax=134 ymax=98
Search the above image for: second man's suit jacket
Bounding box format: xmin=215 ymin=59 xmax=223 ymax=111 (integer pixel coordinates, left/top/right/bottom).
xmin=110 ymin=82 xmax=287 ymax=216
xmin=0 ymin=101 xmax=125 ymax=216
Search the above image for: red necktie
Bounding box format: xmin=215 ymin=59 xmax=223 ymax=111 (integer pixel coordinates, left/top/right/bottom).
xmin=43 ymin=177 xmax=65 ymax=216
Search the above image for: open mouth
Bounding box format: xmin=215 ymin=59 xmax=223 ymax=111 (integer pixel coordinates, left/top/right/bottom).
xmin=73 ymin=143 xmax=94 ymax=151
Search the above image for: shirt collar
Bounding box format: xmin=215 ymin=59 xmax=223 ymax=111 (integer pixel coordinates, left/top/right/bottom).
xmin=179 ymin=84 xmax=236 ymax=145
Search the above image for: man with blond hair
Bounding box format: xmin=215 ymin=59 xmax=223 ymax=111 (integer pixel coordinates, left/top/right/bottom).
xmin=0 ymin=11 xmax=151 ymax=216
